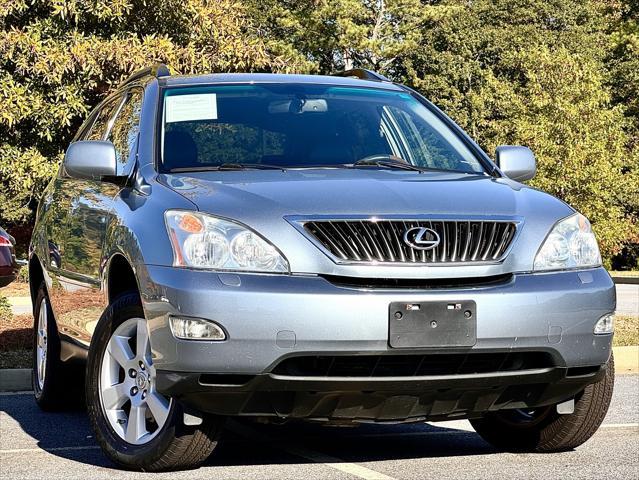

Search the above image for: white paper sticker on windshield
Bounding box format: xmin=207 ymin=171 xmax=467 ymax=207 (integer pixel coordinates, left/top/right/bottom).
xmin=165 ymin=93 xmax=218 ymax=123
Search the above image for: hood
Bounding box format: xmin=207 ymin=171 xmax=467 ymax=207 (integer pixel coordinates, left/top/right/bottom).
xmin=160 ymin=169 xmax=566 ymax=217
xmin=158 ymin=169 xmax=574 ymax=277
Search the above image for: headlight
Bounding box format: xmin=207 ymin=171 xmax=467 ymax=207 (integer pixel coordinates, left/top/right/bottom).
xmin=534 ymin=213 xmax=601 ymax=271
xmin=165 ymin=210 xmax=289 ymax=273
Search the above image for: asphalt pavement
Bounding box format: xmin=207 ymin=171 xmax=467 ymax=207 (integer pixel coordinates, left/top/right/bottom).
xmin=616 ymin=283 xmax=639 ymax=317
xmin=1 ymin=375 xmax=637 ymax=480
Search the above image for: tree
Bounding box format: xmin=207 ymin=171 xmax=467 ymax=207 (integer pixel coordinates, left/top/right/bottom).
xmin=250 ymin=0 xmax=636 ymax=262
xmin=607 ymin=0 xmax=639 ymax=268
xmin=1 ymin=0 xmax=636 ymax=265
xmin=0 ymin=0 xmax=307 ymax=228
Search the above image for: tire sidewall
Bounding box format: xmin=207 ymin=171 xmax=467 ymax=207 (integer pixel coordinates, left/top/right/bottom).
xmin=86 ymin=293 xmax=182 ymax=468
xmin=32 ymin=284 xmax=60 ymax=402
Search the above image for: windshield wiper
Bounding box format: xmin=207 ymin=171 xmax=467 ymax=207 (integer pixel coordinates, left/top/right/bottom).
xmin=217 ymin=163 xmax=286 ymax=171
xmin=168 ymin=163 xmax=286 ymax=173
xmin=351 ymin=155 xmax=424 ymax=172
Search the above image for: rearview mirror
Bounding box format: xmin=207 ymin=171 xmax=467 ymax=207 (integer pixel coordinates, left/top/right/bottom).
xmin=64 ymin=141 xmax=118 ymax=180
xmin=495 ymin=146 xmax=536 ymax=182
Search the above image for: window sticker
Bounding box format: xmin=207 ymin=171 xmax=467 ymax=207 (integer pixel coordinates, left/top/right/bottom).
xmin=165 ymin=93 xmax=218 ymax=123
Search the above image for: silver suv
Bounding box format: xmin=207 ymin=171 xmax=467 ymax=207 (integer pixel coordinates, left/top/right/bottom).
xmin=29 ymin=65 xmax=615 ymax=471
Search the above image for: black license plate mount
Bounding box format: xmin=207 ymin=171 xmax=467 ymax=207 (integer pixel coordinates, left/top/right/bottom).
xmin=389 ymin=301 xmax=477 ymax=348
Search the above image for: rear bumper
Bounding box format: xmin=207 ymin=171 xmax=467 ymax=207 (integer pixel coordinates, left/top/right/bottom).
xmin=156 ymin=365 xmax=605 ymax=421
xmin=0 ymin=273 xmax=16 ymax=288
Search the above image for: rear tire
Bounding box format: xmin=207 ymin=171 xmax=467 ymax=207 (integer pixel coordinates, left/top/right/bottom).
xmin=86 ymin=292 xmax=224 ymax=471
xmin=470 ymin=354 xmax=614 ymax=452
xmin=32 ymin=282 xmax=71 ymax=410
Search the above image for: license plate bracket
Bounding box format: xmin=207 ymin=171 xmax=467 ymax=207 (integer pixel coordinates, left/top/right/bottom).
xmin=389 ymin=301 xmax=477 ymax=348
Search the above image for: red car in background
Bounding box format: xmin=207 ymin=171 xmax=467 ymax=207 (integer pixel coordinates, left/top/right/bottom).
xmin=0 ymin=227 xmax=18 ymax=287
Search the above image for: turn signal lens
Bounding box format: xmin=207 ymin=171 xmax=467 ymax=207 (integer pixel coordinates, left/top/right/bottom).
xmin=178 ymin=213 xmax=204 ymax=233
xmin=594 ymin=314 xmax=614 ymax=335
xmin=169 ymin=316 xmax=226 ymax=341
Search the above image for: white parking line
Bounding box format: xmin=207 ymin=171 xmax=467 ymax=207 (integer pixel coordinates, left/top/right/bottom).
xmin=0 ymin=445 xmax=100 ymax=454
xmin=228 ymin=422 xmax=396 ymax=480
xmin=601 ymin=423 xmax=639 ymax=428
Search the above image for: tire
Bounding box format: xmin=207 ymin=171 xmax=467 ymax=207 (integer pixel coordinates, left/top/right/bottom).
xmin=32 ymin=281 xmax=71 ymax=410
xmin=470 ymin=354 xmax=614 ymax=452
xmin=86 ymin=292 xmax=224 ymax=471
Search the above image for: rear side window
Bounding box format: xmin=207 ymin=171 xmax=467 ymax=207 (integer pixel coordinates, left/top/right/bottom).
xmin=85 ymin=97 xmax=122 ymax=141
xmin=107 ymin=89 xmax=143 ymax=172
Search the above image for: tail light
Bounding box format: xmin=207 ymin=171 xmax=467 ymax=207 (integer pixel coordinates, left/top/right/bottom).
xmin=0 ymin=236 xmax=11 ymax=247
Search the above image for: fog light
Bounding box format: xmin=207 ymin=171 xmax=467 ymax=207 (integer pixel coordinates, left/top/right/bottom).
xmin=594 ymin=314 xmax=614 ymax=335
xmin=169 ymin=316 xmax=226 ymax=340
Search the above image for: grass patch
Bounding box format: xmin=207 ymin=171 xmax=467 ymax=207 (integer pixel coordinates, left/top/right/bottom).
xmin=614 ymin=315 xmax=639 ymax=347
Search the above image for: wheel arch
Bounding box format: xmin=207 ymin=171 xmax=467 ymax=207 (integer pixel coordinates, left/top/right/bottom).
xmin=105 ymin=253 xmax=141 ymax=305
xmin=28 ymin=254 xmax=46 ymax=306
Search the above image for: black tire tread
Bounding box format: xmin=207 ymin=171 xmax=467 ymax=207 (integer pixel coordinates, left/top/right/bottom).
xmin=470 ymin=355 xmax=614 ymax=453
xmin=538 ymin=354 xmax=614 ymax=451
xmin=32 ymin=281 xmax=76 ymax=411
xmin=87 ymin=292 xmax=223 ymax=471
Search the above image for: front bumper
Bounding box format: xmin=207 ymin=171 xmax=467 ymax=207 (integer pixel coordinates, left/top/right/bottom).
xmin=140 ymin=266 xmax=615 ymax=419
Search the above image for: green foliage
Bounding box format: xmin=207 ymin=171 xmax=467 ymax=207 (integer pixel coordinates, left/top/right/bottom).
xmin=16 ymin=265 xmax=29 ymax=284
xmin=0 ymin=0 xmax=307 ymax=227
xmin=0 ymin=295 xmax=11 ymax=322
xmin=251 ymin=0 xmax=637 ymax=261
xmin=1 ymin=0 xmax=637 ymax=264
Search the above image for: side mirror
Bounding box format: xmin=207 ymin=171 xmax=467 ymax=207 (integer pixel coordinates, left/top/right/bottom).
xmin=64 ymin=141 xmax=118 ymax=180
xmin=495 ymin=145 xmax=536 ymax=182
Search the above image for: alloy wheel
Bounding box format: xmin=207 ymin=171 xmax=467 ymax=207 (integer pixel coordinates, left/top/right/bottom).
xmin=99 ymin=318 xmax=172 ymax=445
xmin=35 ymin=298 xmax=48 ymax=390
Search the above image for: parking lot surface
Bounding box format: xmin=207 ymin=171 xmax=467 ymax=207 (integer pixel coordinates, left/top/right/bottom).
xmin=1 ymin=375 xmax=637 ymax=479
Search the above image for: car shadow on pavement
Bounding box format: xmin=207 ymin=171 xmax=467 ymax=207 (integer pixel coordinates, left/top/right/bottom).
xmin=1 ymin=393 xmax=497 ymax=471
xmin=210 ymin=419 xmax=497 ymax=467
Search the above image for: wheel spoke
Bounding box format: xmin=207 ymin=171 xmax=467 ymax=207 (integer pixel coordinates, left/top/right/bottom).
xmin=99 ymin=317 xmax=172 ymax=446
xmin=108 ymin=335 xmax=135 ymax=368
xmin=146 ymin=391 xmax=170 ymax=426
xmin=101 ymin=382 xmax=129 ymax=410
xmin=126 ymin=405 xmax=147 ymax=443
xmin=136 ymin=319 xmax=150 ymax=362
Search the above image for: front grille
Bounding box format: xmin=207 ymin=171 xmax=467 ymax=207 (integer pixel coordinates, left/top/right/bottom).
xmin=273 ymin=352 xmax=554 ymax=377
xmin=303 ymin=219 xmax=517 ymax=264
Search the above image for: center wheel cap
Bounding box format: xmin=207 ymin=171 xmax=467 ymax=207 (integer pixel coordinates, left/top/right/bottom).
xmin=136 ymin=372 xmax=147 ymax=390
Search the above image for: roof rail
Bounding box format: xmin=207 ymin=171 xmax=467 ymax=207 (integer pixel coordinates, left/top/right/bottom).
xmin=122 ymin=63 xmax=171 ymax=85
xmin=332 ymin=68 xmax=390 ymax=82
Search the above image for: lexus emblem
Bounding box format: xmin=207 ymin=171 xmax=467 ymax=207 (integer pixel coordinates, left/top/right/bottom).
xmin=403 ymin=227 xmax=440 ymax=250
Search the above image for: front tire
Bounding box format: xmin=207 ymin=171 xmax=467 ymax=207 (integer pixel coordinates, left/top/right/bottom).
xmin=470 ymin=354 xmax=614 ymax=452
xmin=86 ymin=292 xmax=224 ymax=471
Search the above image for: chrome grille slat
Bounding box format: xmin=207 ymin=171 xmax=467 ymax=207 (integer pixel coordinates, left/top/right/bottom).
xmin=303 ymin=219 xmax=517 ymax=264
xmin=471 ymin=222 xmax=484 ymax=261
xmin=481 ymin=222 xmax=498 ymax=261
xmin=329 ymin=222 xmax=361 ymax=261
xmin=359 ymin=221 xmax=384 ymax=261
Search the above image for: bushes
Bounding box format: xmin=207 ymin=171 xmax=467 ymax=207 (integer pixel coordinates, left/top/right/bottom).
xmin=0 ymin=295 xmax=11 ymax=323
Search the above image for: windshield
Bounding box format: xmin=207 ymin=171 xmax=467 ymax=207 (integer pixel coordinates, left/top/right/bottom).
xmin=159 ymin=84 xmax=485 ymax=174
